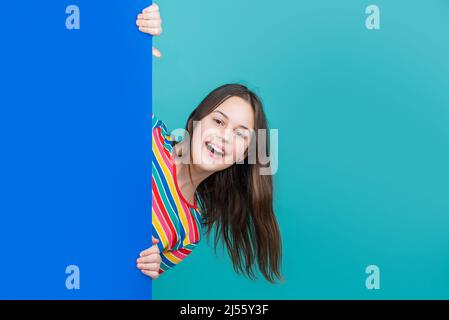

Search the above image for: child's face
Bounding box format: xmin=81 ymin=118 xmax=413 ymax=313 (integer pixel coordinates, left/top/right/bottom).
xmin=191 ymin=96 xmax=255 ymax=172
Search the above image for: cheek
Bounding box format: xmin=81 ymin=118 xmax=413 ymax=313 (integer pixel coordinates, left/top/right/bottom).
xmin=190 ymin=129 xmax=203 ymax=162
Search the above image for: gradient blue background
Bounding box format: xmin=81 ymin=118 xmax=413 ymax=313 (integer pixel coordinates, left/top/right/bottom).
xmin=0 ymin=1 xmax=153 ymax=299
xmin=152 ymin=0 xmax=449 ymax=299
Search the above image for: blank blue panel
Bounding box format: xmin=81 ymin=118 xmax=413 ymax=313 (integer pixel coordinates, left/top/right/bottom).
xmin=0 ymin=1 xmax=153 ymax=299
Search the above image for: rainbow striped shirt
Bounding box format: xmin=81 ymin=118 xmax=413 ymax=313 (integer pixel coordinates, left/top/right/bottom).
xmin=151 ymin=114 xmax=203 ymax=274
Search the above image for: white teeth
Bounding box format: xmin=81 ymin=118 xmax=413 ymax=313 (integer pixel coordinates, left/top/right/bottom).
xmin=206 ymin=142 xmax=224 ymax=157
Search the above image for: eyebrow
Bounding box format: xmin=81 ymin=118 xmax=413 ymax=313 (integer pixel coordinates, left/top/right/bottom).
xmin=213 ymin=110 xmax=250 ymax=130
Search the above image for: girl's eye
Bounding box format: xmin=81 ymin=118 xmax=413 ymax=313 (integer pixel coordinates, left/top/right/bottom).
xmin=235 ymin=131 xmax=246 ymax=138
xmin=214 ymin=118 xmax=223 ymax=125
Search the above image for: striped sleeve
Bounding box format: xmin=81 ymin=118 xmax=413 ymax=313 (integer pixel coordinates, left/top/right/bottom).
xmin=151 ymin=223 xmax=198 ymax=274
xmin=157 ymin=242 xmax=198 ymax=274
xmin=151 ymin=113 xmax=199 ymax=274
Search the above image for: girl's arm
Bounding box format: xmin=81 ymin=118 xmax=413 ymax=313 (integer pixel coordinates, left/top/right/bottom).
xmin=136 ymin=3 xmax=163 ymax=58
xmin=158 ymin=244 xmax=198 ymax=274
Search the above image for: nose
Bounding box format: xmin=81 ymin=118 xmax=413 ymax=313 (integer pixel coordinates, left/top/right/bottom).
xmin=217 ymin=128 xmax=231 ymax=146
xmin=210 ymin=135 xmax=227 ymax=150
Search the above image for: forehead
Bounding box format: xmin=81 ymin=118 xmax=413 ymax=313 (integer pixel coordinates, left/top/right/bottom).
xmin=212 ymin=96 xmax=255 ymax=130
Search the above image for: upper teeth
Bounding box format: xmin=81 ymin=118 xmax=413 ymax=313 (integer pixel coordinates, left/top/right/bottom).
xmin=207 ymin=142 xmax=224 ymax=156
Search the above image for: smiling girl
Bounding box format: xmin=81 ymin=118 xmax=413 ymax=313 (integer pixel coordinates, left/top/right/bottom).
xmin=135 ymin=3 xmax=283 ymax=283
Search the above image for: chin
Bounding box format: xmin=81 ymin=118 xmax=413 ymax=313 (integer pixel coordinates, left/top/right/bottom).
xmin=195 ymin=162 xmax=227 ymax=173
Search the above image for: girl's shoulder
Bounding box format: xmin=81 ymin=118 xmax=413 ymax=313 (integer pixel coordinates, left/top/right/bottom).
xmin=152 ymin=113 xmax=175 ymax=142
xmin=152 ymin=113 xmax=169 ymax=133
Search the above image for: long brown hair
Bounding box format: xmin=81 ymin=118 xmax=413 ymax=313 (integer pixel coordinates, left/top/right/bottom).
xmin=179 ymin=83 xmax=283 ymax=283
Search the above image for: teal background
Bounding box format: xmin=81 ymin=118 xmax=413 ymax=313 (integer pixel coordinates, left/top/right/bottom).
xmin=152 ymin=0 xmax=449 ymax=299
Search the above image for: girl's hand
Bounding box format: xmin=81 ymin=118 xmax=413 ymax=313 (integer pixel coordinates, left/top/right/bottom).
xmin=136 ymin=3 xmax=163 ymax=58
xmin=137 ymin=236 xmax=162 ymax=280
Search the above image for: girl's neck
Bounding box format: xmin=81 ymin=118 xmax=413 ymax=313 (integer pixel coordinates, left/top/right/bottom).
xmin=173 ymin=143 xmax=213 ymax=205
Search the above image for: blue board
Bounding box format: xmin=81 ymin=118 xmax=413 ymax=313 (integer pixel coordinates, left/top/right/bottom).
xmin=0 ymin=1 xmax=153 ymax=299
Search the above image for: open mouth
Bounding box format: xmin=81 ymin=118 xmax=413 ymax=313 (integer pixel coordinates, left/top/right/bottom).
xmin=205 ymin=141 xmax=225 ymax=158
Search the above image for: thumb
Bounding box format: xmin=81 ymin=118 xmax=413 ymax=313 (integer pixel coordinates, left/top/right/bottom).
xmin=152 ymin=236 xmax=160 ymax=244
xmin=152 ymin=46 xmax=162 ymax=58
